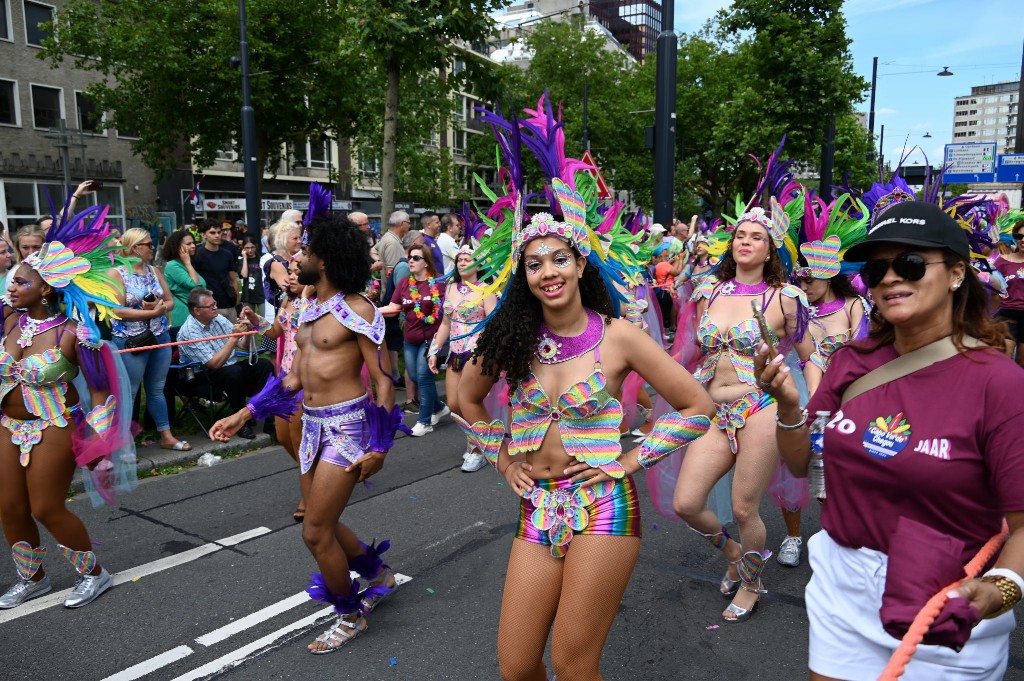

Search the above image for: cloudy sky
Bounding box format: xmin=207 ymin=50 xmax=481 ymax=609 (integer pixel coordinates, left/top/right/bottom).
xmin=675 ymin=0 xmax=1024 ymax=168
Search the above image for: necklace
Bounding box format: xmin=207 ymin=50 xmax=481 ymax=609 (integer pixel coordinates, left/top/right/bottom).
xmin=809 ymin=296 xmax=846 ymax=319
xmin=408 ymin=276 xmax=440 ymax=324
xmin=18 ymin=312 xmax=67 ymax=348
xmin=535 ymin=308 xmax=605 ymax=364
xmin=719 ymin=278 xmax=770 ymax=296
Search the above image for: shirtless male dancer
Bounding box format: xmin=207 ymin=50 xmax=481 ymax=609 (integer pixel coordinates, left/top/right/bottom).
xmin=212 ymin=214 xmax=403 ymax=653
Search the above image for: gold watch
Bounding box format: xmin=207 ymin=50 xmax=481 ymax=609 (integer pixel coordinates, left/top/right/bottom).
xmin=980 ymin=576 xmax=1021 ymax=619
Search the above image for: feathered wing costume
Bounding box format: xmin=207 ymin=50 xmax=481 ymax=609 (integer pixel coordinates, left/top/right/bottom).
xmin=27 ymin=193 xmax=138 ymax=506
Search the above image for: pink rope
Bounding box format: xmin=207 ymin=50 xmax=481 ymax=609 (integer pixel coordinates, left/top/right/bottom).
xmin=877 ymin=520 xmax=1009 ymax=680
xmin=114 ymin=331 xmax=258 ymax=353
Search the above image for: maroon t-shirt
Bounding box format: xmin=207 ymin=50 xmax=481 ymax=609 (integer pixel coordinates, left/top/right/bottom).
xmin=807 ymin=340 xmax=1024 ymax=563
xmin=993 ymin=256 xmax=1024 ymax=311
xmin=391 ymin=277 xmax=445 ymax=346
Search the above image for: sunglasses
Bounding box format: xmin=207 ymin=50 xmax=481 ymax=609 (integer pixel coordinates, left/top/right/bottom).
xmin=859 ymin=253 xmax=945 ymax=288
xmin=409 ymin=255 xmax=425 ymax=262
xmin=1014 ymin=234 xmax=1024 ymax=241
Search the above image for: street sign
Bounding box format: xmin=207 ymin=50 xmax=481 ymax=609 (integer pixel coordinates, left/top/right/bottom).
xmin=581 ymin=149 xmax=611 ymax=200
xmin=996 ymin=154 xmax=1024 ymax=183
xmin=942 ymin=142 xmax=997 ymax=184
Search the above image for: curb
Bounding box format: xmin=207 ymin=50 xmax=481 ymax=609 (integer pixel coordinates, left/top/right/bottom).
xmin=71 ymin=433 xmax=275 ymax=494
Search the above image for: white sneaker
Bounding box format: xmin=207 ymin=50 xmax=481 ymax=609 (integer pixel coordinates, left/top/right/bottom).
xmin=410 ymin=423 xmax=433 ymax=437
xmin=776 ymin=535 xmax=803 ymax=567
xmin=461 ymin=452 xmax=488 ymax=472
xmin=462 ymin=447 xmax=473 ymax=461
xmin=64 ymin=567 xmax=113 ymax=608
xmin=430 ymin=405 xmax=451 ymax=426
xmin=630 ymin=428 xmax=646 ymax=437
xmin=632 ymin=435 xmax=647 ymax=444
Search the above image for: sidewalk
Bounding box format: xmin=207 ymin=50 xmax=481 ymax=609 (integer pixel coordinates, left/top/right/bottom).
xmin=69 ymin=377 xmax=448 ymax=494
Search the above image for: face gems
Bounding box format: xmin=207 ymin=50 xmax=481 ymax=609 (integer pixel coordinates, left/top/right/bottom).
xmin=553 ymin=254 xmax=573 ymax=269
xmin=531 ymin=242 xmax=554 ymax=257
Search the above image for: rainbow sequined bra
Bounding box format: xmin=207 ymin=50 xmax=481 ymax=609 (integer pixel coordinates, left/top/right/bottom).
xmin=694 ymin=313 xmax=777 ymax=386
xmin=0 ymin=345 xmax=78 ymax=427
xmin=509 ymin=347 xmax=626 ymax=478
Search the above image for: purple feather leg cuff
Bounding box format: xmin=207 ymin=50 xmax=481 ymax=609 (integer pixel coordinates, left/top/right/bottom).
xmin=365 ymin=404 xmax=411 ymax=453
xmin=245 ymin=374 xmax=301 ymax=421
xmin=305 ymin=572 xmax=363 ymax=615
xmin=637 ymin=413 xmax=712 ymax=469
xmin=349 ymin=539 xmax=391 ymax=581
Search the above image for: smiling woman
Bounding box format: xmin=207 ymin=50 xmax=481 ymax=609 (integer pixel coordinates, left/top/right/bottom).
xmin=756 ymin=199 xmax=1024 ymax=681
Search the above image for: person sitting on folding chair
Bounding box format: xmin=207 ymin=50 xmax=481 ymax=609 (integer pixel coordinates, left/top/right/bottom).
xmin=177 ymin=288 xmax=274 ymax=439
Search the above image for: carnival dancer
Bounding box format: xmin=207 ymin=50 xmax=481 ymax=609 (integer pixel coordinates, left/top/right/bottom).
xmin=456 ymin=96 xmax=714 ymax=681
xmin=756 ymin=199 xmax=1024 ymax=680
xmin=211 ymin=210 xmax=407 ymax=653
xmin=990 ymin=218 xmax=1024 ymax=366
xmin=770 ymin=192 xmax=870 ymax=568
xmin=673 ymin=194 xmax=814 ymax=623
xmin=246 ymin=257 xmax=310 ymax=521
xmin=0 ymin=198 xmax=135 ymax=609
xmin=427 ymin=245 xmax=497 ymax=472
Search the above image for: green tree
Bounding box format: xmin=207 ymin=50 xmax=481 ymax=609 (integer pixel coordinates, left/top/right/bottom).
xmin=344 ymin=0 xmax=505 ymax=218
xmin=42 ymin=0 xmax=362 ymax=188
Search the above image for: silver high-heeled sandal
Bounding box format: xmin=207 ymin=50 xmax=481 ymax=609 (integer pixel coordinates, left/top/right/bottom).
xmin=723 ymin=550 xmax=770 ymax=623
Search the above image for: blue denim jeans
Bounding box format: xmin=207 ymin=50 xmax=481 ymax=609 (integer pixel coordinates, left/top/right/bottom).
xmin=404 ymin=340 xmax=444 ymax=426
xmin=112 ymin=331 xmax=173 ymax=432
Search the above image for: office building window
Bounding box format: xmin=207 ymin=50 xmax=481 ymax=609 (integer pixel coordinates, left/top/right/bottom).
xmin=30 ymin=84 xmax=62 ymax=129
xmin=1 ymin=0 xmax=12 ymax=41
xmin=75 ymin=91 xmax=103 ymax=133
xmin=0 ymin=79 xmax=18 ymax=126
xmin=23 ymin=0 xmax=54 ymax=47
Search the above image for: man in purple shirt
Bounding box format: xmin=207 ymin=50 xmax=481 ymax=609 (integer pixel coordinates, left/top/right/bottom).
xmin=420 ymin=211 xmax=444 ymax=273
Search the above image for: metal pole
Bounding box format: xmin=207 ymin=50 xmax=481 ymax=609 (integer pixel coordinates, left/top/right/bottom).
xmin=652 ymin=0 xmax=676 ymax=225
xmin=819 ymin=114 xmax=836 ymax=198
xmin=867 ymin=56 xmax=878 ymax=162
xmin=239 ymin=0 xmax=261 ymax=252
xmin=583 ymin=77 xmax=590 ymax=151
xmin=879 ymin=124 xmax=885 ymax=172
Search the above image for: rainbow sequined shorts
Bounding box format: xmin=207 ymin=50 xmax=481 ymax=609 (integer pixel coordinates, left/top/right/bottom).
xmin=714 ymin=390 xmax=774 ymax=454
xmin=516 ymin=474 xmax=642 ymax=558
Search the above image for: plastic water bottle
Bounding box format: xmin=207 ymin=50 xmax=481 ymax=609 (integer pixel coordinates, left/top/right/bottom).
xmin=808 ymin=411 xmax=829 ymax=501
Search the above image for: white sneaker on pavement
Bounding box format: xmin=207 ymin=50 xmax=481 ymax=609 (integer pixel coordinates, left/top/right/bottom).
xmin=410 ymin=423 xmax=433 ymax=437
xmin=431 ymin=405 xmax=451 ymax=426
xmin=776 ymin=535 xmax=803 ymax=567
xmin=461 ymin=452 xmax=488 ymax=472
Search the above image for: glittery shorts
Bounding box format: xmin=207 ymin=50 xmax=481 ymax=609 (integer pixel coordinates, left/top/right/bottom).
xmin=713 ymin=390 xmax=774 ymax=454
xmin=516 ymin=474 xmax=642 ymax=558
xmin=446 ymin=351 xmax=472 ymax=372
xmin=298 ymin=395 xmax=369 ymax=474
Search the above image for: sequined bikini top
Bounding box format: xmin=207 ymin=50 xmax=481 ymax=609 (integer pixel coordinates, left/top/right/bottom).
xmin=808 ymin=297 xmax=870 ymax=372
xmin=0 ymin=321 xmax=78 ymax=426
xmin=691 ymin=279 xmax=805 ymax=386
xmin=509 ymin=346 xmax=626 ymax=479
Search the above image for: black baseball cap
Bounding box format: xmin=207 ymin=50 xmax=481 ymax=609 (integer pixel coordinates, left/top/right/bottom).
xmin=844 ymin=201 xmax=970 ymax=262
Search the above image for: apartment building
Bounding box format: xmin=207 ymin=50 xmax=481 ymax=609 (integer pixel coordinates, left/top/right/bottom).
xmin=0 ymin=0 xmax=159 ymax=231
xmin=951 ymin=80 xmax=1019 ymax=154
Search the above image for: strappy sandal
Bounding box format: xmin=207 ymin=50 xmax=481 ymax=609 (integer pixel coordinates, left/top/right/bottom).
xmin=720 ymin=556 xmax=742 ymax=596
xmin=688 ymin=525 xmax=741 ymax=596
xmin=360 ymin=567 xmax=398 ymax=613
xmin=308 ymin=614 xmax=367 ymax=654
xmin=723 ymin=550 xmax=770 ymax=623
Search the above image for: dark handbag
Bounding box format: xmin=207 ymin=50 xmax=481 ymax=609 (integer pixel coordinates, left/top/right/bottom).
xmin=124 ymin=328 xmax=158 ymax=350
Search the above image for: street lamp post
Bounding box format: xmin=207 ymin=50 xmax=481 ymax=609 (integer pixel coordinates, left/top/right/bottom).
xmin=652 ymin=0 xmax=676 ymax=225
xmin=238 ymin=0 xmax=261 ymax=252
xmin=867 ymin=56 xmax=878 ymax=162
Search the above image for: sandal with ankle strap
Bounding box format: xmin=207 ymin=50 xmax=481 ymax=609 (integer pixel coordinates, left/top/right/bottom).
xmin=723 ymin=579 xmax=767 ymax=622
xmin=308 ymin=614 xmax=367 ymax=654
xmin=360 ymin=566 xmax=398 ymax=613
xmin=723 ymin=550 xmax=770 ymax=623
xmin=720 ymin=556 xmax=742 ymax=596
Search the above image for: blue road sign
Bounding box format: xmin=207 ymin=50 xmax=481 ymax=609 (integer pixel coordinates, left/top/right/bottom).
xmin=943 ymin=142 xmax=997 ymax=184
xmin=996 ymin=154 xmax=1024 ymax=183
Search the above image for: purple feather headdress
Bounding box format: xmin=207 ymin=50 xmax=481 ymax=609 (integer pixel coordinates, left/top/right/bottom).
xmin=304 ymin=182 xmax=332 ymax=227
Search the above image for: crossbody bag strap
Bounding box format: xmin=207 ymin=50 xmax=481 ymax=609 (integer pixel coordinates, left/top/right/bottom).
xmin=840 ymin=335 xmax=981 ymax=406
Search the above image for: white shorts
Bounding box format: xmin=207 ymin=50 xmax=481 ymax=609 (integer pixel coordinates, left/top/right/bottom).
xmin=806 ymin=530 xmax=1015 ymax=681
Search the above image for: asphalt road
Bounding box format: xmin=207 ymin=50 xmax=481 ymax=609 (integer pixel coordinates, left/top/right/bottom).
xmin=2 ymin=415 xmax=1022 ymax=681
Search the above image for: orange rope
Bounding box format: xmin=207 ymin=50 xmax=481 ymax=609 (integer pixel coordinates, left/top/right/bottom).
xmin=114 ymin=331 xmax=257 ymax=354
xmin=877 ymin=520 xmax=1009 ymax=680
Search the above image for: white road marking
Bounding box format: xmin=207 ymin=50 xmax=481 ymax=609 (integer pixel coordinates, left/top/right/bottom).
xmin=0 ymin=527 xmax=271 ymax=624
xmin=423 ymin=520 xmax=487 ymax=550
xmin=100 ymin=645 xmax=193 ymax=681
xmin=195 ymin=571 xmax=413 ymax=647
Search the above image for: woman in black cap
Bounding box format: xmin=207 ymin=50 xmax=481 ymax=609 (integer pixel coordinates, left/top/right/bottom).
xmin=755 ymin=198 xmax=1024 ymax=680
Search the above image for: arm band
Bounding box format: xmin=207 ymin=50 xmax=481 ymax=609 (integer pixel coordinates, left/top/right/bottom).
xmin=256 ymin=316 xmax=273 ymax=335
xmin=85 ymin=395 xmax=117 ymax=436
xmin=245 ymin=374 xmax=300 ymax=421
xmin=637 ymin=412 xmax=712 ymax=468
xmin=452 ymin=413 xmax=505 ymax=469
xmin=364 ymin=403 xmax=413 ymax=453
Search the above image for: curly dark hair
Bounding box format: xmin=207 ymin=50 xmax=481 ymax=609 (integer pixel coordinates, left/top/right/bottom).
xmin=850 ymin=251 xmax=1008 ymax=355
xmin=473 ymin=257 xmax=614 ymax=388
xmin=715 ymin=225 xmax=788 ymax=286
xmin=162 ymin=229 xmax=194 ymax=263
xmin=305 ymin=214 xmax=371 ymax=294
